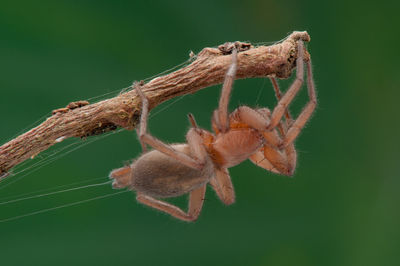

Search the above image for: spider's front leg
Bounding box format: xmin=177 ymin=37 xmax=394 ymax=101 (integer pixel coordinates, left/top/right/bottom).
xmin=266 ymin=40 xmax=317 ymax=149
xmin=279 ymin=58 xmax=317 ymax=148
xmin=267 ymin=40 xmax=305 ymax=131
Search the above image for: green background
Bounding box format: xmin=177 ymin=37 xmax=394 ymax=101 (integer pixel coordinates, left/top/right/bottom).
xmin=0 ymin=1 xmax=399 ymax=265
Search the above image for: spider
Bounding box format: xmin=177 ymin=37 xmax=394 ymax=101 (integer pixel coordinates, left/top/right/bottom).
xmin=109 ymin=39 xmax=316 ymax=222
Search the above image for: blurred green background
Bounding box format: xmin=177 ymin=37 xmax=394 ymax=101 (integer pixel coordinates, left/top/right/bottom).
xmin=0 ymin=0 xmax=399 ymax=265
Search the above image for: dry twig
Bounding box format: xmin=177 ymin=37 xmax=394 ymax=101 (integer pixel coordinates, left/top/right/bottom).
xmin=0 ymin=31 xmax=311 ymax=179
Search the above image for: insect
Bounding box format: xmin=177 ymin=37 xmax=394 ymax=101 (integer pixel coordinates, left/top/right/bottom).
xmin=109 ymin=40 xmax=316 ymax=221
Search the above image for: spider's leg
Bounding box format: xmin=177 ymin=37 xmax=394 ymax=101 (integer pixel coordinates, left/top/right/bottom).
xmin=279 ymin=58 xmax=317 ymax=148
xmin=136 ymin=128 xmax=147 ymax=152
xmin=215 ymin=47 xmax=238 ymax=133
xmin=267 ymin=80 xmax=298 ymax=169
xmin=233 ymin=106 xmax=281 ymax=147
xmin=136 ymin=184 xmax=206 ymax=222
xmin=267 ymin=40 xmax=305 ymax=130
xmin=209 ymin=168 xmax=235 ymax=205
xmin=247 ymin=116 xmax=297 ymax=174
xmin=233 ymin=106 xmax=296 ymax=175
xmin=136 ymin=85 xmax=204 ymax=170
xmin=262 ymin=143 xmax=297 ymax=176
xmin=249 ymin=150 xmax=279 ymax=173
xmin=270 ymin=77 xmax=293 ymax=126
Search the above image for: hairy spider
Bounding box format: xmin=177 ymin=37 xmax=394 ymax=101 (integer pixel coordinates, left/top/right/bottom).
xmin=109 ymin=40 xmax=316 ymax=221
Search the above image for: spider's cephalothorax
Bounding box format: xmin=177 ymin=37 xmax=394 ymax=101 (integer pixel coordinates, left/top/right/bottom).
xmin=110 ymin=37 xmax=316 ymax=221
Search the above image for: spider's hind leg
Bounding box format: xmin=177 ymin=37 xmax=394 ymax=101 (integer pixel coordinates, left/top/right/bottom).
xmin=135 ymin=85 xmax=205 ymax=170
xmin=136 ymin=184 xmax=207 ymax=222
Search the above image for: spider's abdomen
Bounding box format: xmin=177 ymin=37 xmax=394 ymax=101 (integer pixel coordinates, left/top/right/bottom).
xmin=131 ymin=144 xmax=214 ymax=198
xmin=212 ymin=128 xmax=264 ymax=168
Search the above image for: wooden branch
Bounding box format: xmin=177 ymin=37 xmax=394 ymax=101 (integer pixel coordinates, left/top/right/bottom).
xmin=0 ymin=31 xmax=311 ymax=179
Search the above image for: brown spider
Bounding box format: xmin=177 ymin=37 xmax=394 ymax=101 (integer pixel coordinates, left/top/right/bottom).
xmin=109 ymin=40 xmax=316 ymax=222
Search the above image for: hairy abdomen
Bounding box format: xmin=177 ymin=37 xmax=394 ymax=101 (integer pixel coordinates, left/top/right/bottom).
xmin=110 ymin=144 xmax=214 ymax=198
